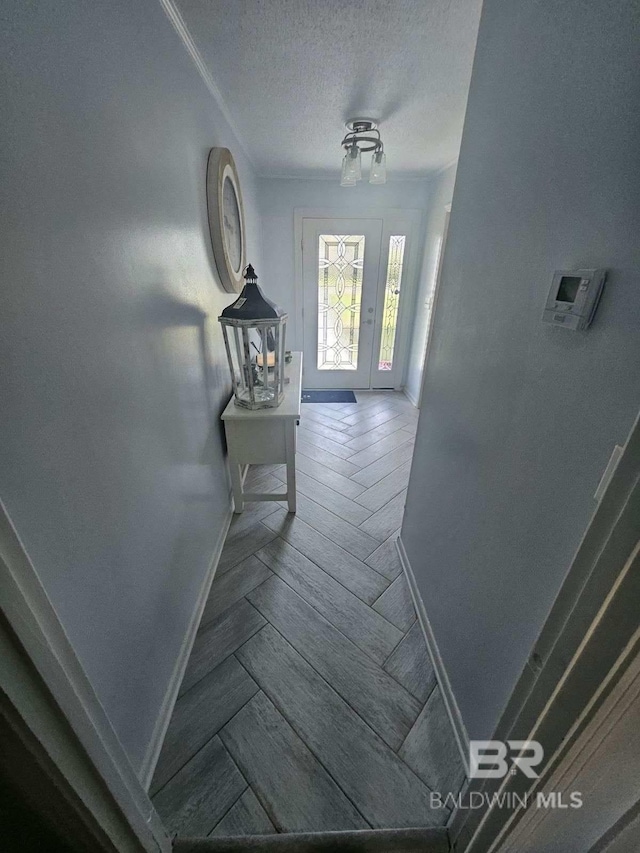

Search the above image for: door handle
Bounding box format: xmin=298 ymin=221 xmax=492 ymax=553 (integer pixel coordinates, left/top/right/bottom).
xmin=365 ymin=319 xmax=373 ymax=325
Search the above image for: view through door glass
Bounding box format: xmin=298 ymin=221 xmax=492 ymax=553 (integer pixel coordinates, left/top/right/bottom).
xmin=377 ymin=235 xmax=406 ymax=372
xmin=317 ymin=234 xmax=365 ymax=372
xmin=302 ymin=218 xmax=382 ymax=390
xmin=302 ymin=217 xmax=414 ymax=390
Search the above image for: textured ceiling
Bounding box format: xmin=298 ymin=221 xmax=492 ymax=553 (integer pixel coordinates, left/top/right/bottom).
xmin=174 ymin=0 xmax=483 ymax=178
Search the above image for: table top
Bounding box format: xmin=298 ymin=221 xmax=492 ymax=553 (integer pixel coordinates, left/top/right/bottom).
xmin=222 ymin=352 xmax=303 ymax=421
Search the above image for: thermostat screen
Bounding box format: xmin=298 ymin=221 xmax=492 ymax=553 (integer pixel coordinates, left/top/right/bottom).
xmin=557 ymin=275 xmax=581 ymax=303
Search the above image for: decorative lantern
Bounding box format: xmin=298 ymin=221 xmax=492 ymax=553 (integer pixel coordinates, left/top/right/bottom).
xmin=218 ymin=265 xmax=287 ymax=409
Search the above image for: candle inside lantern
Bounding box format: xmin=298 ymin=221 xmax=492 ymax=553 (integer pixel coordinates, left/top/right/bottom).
xmin=255 ymin=351 xmax=276 ymax=368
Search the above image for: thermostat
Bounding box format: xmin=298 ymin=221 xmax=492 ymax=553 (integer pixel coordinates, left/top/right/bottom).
xmin=542 ymin=268 xmax=606 ymax=330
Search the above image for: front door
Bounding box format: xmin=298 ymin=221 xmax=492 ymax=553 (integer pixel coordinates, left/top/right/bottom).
xmin=302 ymin=216 xmax=416 ymax=389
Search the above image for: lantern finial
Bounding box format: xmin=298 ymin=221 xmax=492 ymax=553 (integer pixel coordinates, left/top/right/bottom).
xmin=220 ymin=264 xmax=285 ymax=321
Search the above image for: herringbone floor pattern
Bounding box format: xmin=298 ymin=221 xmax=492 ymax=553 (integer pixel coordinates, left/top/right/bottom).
xmin=151 ymin=392 xmax=464 ymax=838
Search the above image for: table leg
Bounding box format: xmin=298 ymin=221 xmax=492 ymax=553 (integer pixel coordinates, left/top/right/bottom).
xmin=230 ymin=460 xmax=244 ymax=513
xmin=285 ymin=421 xmax=297 ymax=513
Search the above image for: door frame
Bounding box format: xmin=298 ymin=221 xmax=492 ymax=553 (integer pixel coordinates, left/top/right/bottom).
xmin=417 ymin=203 xmax=451 ymax=408
xmin=294 ymin=207 xmax=424 ymax=391
xmin=448 ymin=407 xmax=640 ymax=851
xmin=0 ymin=499 xmax=170 ymax=853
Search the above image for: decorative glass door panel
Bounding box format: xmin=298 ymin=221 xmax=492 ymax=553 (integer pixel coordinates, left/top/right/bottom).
xmin=378 ymin=235 xmax=406 ymax=372
xmin=317 ymin=235 xmax=365 ymax=372
xmin=303 ymin=218 xmax=382 ymax=389
xmin=302 ymin=215 xmax=418 ymax=390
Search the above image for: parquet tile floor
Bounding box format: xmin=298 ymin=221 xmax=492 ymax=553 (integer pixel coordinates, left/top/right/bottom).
xmin=151 ymin=392 xmax=464 ymax=838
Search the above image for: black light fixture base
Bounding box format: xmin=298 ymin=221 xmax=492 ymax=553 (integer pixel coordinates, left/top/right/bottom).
xmin=345 ymin=117 xmax=378 ymax=132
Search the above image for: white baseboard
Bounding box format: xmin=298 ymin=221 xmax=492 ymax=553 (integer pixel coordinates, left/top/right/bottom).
xmin=396 ymin=535 xmax=470 ymax=775
xmin=138 ymin=502 xmax=234 ymax=790
xmin=403 ymin=387 xmax=419 ymax=408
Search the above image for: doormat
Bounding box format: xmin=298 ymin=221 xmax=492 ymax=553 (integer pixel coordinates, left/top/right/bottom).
xmin=301 ymin=389 xmax=357 ymax=403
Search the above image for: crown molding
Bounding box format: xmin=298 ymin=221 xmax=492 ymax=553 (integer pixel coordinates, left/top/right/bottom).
xmin=157 ymin=0 xmax=254 ymax=167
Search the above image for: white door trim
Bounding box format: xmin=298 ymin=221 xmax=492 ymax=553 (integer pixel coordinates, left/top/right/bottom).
xmin=445 ymin=406 xmax=640 ymax=851
xmin=0 ymin=499 xmax=171 ymax=852
xmin=417 ymin=203 xmax=451 ymax=408
xmin=493 ymin=614 xmax=640 ymax=852
xmin=294 ymin=207 xmax=424 ymax=390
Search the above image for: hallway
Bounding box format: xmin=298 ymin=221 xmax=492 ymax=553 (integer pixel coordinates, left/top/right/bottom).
xmin=150 ymin=392 xmax=465 ymax=838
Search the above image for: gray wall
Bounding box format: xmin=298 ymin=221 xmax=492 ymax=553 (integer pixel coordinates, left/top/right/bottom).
xmin=405 ymin=163 xmax=457 ymax=405
xmin=0 ymin=0 xmax=262 ymax=771
xmin=402 ymin=0 xmax=640 ymax=741
xmin=258 ymin=178 xmax=431 ymax=350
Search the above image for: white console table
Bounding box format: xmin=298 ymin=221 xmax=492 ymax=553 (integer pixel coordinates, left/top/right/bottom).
xmin=222 ymin=352 xmax=302 ymax=513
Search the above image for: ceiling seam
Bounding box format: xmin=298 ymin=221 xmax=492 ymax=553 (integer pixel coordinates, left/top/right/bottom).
xmin=156 ymin=0 xmax=254 ymax=167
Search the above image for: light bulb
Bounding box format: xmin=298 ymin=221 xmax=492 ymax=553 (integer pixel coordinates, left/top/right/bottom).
xmin=369 ymin=150 xmax=386 ymax=184
xmin=342 ymin=143 xmax=361 ymax=182
xmin=350 ymin=144 xmax=362 ymax=180
xmin=340 ymin=154 xmax=356 ymax=186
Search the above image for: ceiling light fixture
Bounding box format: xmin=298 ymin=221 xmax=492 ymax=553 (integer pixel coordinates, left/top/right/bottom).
xmin=340 ymin=118 xmax=386 ymax=187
